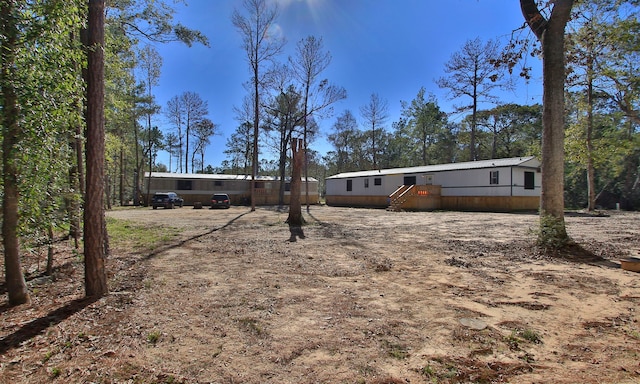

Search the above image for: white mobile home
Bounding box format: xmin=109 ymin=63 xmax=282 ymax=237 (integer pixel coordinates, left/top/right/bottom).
xmin=325 ymin=157 xmax=541 ymax=212
xmin=144 ymin=172 xmax=319 ymax=206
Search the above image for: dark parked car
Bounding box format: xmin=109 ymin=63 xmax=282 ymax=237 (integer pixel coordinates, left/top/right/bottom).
xmin=151 ymin=192 xmax=184 ymax=209
xmin=210 ymin=193 xmax=230 ymax=209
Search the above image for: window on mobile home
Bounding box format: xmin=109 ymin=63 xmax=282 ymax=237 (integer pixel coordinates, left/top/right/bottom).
xmin=364 ymin=178 xmax=369 ymax=188
xmin=374 ymin=177 xmax=382 ymax=186
xmin=346 ymin=179 xmax=352 ymax=191
xmin=177 ymin=180 xmax=193 ymax=190
xmin=490 ymin=171 xmax=499 ymax=185
xmin=524 ymin=171 xmax=535 ymax=190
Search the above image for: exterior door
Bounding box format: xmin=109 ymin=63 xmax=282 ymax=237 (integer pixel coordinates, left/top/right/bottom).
xmin=404 ymin=176 xmax=416 ymax=185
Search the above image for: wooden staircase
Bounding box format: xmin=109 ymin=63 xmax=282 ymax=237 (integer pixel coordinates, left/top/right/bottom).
xmin=387 ymin=185 xmax=416 ymax=211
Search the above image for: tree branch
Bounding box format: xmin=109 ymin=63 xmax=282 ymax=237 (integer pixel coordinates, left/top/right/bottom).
xmin=520 ymin=0 xmax=548 ymax=41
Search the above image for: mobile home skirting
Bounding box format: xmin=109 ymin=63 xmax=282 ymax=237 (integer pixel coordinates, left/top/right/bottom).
xmin=325 ymin=195 xmax=539 ymax=212
xmin=441 ymin=196 xmax=540 ymax=212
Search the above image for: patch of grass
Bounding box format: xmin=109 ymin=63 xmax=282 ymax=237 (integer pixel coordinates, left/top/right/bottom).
xmin=421 ymin=364 xmax=436 ymax=377
xmin=147 ymin=331 xmax=161 ymax=344
xmin=107 ymin=217 xmax=181 ymax=251
xmin=519 ymin=328 xmax=543 ymax=344
xmin=42 ymin=350 xmax=55 ymax=363
xmin=50 ymin=367 xmax=62 ymax=378
xmin=381 ymin=340 xmax=409 ymax=359
xmin=505 ymin=328 xmax=543 ymax=350
xmin=626 ymin=328 xmax=640 ymax=339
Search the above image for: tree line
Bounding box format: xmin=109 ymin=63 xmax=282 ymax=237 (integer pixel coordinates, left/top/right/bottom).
xmin=219 ymin=0 xmax=637 ymax=217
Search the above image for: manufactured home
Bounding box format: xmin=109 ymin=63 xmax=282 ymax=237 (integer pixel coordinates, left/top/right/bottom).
xmin=144 ymin=172 xmax=319 ymax=206
xmin=325 ymin=157 xmax=541 ymax=212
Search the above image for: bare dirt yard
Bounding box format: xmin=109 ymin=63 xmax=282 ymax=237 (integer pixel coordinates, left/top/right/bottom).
xmin=2 ymin=206 xmax=640 ymax=384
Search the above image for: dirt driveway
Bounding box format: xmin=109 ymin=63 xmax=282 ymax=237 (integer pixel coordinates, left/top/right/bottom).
xmin=2 ymin=206 xmax=640 ymax=383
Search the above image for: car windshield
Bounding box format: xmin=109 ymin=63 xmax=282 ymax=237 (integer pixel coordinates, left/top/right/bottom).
xmin=154 ymin=194 xmax=168 ymax=199
xmin=213 ymin=194 xmax=228 ymax=200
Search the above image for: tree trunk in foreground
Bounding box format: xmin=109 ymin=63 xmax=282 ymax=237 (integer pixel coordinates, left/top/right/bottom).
xmin=84 ymin=0 xmax=108 ymax=297
xmin=521 ymin=0 xmax=573 ymax=247
xmin=1 ymin=0 xmax=31 ymax=306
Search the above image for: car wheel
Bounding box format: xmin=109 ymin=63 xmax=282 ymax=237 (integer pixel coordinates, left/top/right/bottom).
xmin=153 ymin=206 xmax=157 ymax=210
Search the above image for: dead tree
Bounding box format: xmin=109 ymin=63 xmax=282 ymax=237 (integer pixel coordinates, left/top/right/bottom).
xmin=286 ymin=138 xmax=305 ymax=226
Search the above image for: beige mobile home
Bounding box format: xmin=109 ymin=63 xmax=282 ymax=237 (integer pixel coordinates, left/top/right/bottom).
xmin=325 ymin=157 xmax=541 ymax=212
xmin=144 ymin=172 xmax=319 ymax=206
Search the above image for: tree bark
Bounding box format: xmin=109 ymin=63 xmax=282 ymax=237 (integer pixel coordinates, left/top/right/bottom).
xmin=84 ymin=0 xmax=108 ymax=297
xmin=521 ymin=0 xmax=573 ymax=245
xmin=286 ymin=138 xmax=305 ymax=226
xmin=1 ymin=0 xmax=31 ymax=306
xmin=586 ymin=60 xmax=596 ymax=211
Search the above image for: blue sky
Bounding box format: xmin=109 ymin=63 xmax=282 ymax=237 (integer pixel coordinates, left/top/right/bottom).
xmin=148 ymin=0 xmax=542 ymax=171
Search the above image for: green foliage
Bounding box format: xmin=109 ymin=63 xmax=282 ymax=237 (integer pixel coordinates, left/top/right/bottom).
xmin=107 ymin=0 xmax=209 ymax=47
xmin=42 ymin=350 xmax=55 ymax=363
xmin=398 ymin=87 xmax=452 ymax=166
xmin=473 ymin=103 xmax=543 ymax=159
xmin=50 ymin=367 xmax=62 ymax=378
xmin=421 ymin=364 xmax=436 ymax=377
xmin=505 ymin=328 xmax=543 ymax=353
xmin=563 ymin=0 xmax=640 ymax=209
xmin=0 ymin=0 xmax=85 ymax=248
xmin=520 ymin=328 xmax=543 ymax=344
xmin=147 ymin=331 xmax=161 ymax=344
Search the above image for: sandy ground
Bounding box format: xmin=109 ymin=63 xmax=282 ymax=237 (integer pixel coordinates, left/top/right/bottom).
xmin=1 ymin=205 xmax=640 ymax=383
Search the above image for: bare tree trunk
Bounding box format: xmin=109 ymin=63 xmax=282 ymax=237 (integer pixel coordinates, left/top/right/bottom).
xmin=134 ymin=114 xmax=141 ymax=206
xmin=586 ymin=57 xmax=596 ymax=211
xmin=46 ymin=224 xmax=55 ymax=275
xmin=119 ymin=143 xmax=125 ymax=205
xmin=470 ymin=66 xmax=478 ymax=161
xmin=1 ymin=0 xmax=31 ymax=306
xmin=68 ymin=165 xmax=81 ymax=250
xmin=251 ymin=74 xmax=258 ymax=212
xmin=84 ymin=0 xmax=108 ymax=297
xmin=303 ymin=101 xmax=310 ymax=212
xmin=287 ymin=138 xmax=305 ymax=226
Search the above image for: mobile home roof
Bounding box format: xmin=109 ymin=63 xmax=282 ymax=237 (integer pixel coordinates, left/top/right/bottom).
xmin=326 ymin=156 xmax=539 ymax=179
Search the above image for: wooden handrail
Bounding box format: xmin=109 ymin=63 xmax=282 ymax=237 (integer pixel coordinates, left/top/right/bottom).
xmin=396 ymin=185 xmax=416 ymax=201
xmin=389 ymin=184 xmax=409 ymax=199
